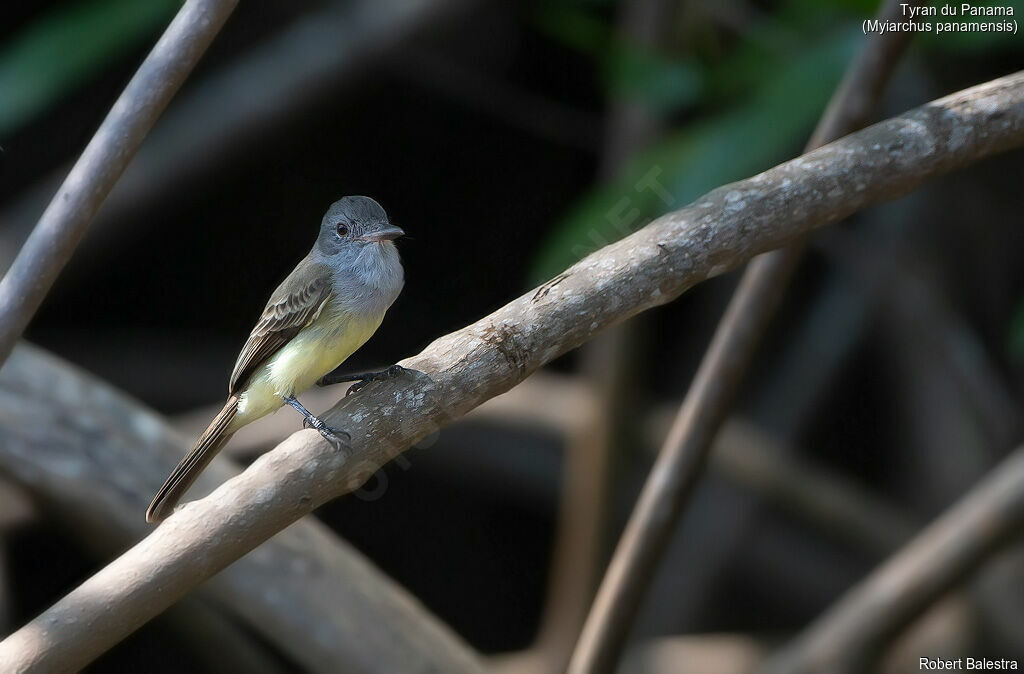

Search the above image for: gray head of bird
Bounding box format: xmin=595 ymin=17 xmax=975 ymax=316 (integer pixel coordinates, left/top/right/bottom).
xmin=316 ymin=195 xmax=405 ymax=259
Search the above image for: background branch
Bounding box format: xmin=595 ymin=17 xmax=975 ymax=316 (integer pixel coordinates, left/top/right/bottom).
xmin=567 ymin=2 xmax=925 ymax=669
xmin=1 ymin=72 xmax=1023 ymax=671
xmin=0 ymin=344 xmax=483 ymax=674
xmin=0 ymin=0 xmax=238 ymax=364
xmin=532 ymin=0 xmax=673 ymax=670
xmin=0 ymin=0 xmax=470 ymax=274
xmin=760 ymin=444 xmax=1024 ymax=674
xmin=819 ymin=227 xmax=1022 ymax=450
xmin=707 ymin=420 xmax=917 ymax=554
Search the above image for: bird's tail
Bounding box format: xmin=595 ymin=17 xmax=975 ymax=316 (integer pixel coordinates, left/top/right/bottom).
xmin=146 ymin=395 xmax=239 ymax=523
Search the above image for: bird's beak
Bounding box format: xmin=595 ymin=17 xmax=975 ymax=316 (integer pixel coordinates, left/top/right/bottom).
xmin=361 ymin=226 xmax=405 ymax=242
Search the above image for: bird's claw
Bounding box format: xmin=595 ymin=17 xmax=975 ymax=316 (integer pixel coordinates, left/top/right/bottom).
xmin=345 ymin=380 xmax=368 ymax=397
xmin=318 ymin=426 xmax=350 ymax=451
xmin=302 ymin=415 xmax=351 ymax=448
xmin=344 ymin=364 xmax=410 ymax=397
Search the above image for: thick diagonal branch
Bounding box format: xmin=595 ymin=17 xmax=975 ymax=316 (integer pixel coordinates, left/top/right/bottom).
xmin=1 ymin=72 xmax=1023 ymax=672
xmin=0 ymin=344 xmax=483 ymax=674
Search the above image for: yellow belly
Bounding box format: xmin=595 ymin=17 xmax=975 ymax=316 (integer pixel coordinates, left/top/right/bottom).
xmin=229 ymin=308 xmax=385 ymax=430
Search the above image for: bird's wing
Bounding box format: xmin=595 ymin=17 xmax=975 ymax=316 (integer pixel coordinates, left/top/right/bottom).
xmin=228 ymin=260 xmax=333 ymax=394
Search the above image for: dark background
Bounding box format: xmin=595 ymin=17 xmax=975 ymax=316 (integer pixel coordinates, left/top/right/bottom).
xmin=1 ymin=0 xmax=1023 ymax=671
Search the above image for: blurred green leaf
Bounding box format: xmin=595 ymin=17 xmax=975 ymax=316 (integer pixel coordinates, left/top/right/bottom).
xmin=786 ymin=0 xmax=878 ymax=15
xmin=529 ymin=28 xmax=860 ymax=284
xmin=533 ymin=2 xmax=610 ymax=55
xmin=918 ymin=0 xmax=1024 ymax=53
xmin=535 ymin=0 xmax=849 ymax=114
xmin=0 ymin=0 xmax=180 ymax=139
xmin=536 ymin=3 xmax=703 ymax=113
xmin=604 ymin=43 xmax=703 ymax=113
xmin=1008 ymin=297 xmax=1024 ymax=363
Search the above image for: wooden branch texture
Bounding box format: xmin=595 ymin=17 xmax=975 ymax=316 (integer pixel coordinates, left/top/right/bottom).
xmin=1 ymin=72 xmax=1023 ymax=672
xmin=0 ymin=345 xmax=482 ymax=674
xmin=566 ymin=4 xmax=924 ymax=666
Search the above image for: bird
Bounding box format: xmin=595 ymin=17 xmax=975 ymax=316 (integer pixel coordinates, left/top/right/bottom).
xmin=146 ymin=195 xmax=406 ymax=523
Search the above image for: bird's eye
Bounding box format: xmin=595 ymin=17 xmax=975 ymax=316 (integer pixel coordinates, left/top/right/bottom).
xmin=336 ymin=223 xmax=349 ymax=237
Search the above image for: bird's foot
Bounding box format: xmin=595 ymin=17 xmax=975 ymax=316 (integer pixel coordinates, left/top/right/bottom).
xmin=284 ymin=395 xmax=350 ymax=449
xmin=303 ymin=415 xmax=351 ymax=450
xmin=345 ymin=364 xmax=410 ymax=397
xmin=316 ymin=364 xmax=411 ymax=394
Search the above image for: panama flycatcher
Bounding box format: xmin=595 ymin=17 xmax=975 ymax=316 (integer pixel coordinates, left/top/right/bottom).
xmin=147 ymin=195 xmax=406 ymax=523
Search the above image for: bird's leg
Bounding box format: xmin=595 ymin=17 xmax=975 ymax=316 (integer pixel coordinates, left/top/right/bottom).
xmin=282 ymin=395 xmax=350 ymax=448
xmin=317 ymin=364 xmax=411 ymax=396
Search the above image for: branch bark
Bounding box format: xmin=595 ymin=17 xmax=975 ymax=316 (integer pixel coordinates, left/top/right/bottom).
xmin=1 ymin=71 xmax=1023 ymax=672
xmin=759 ymin=445 xmax=1024 ymax=674
xmin=567 ymin=2 xmax=925 ymax=669
xmin=535 ymin=0 xmax=672 ymax=669
xmin=0 ymin=0 xmax=238 ymax=365
xmin=0 ymin=344 xmax=483 ymax=674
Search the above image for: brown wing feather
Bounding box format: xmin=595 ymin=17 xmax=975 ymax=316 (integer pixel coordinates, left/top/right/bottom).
xmin=228 ymin=261 xmax=333 ymax=394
